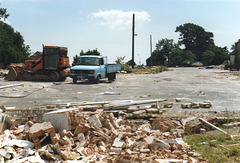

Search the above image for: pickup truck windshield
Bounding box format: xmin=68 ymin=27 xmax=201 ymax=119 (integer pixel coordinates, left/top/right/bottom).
xmin=77 ymin=57 xmax=100 ymax=66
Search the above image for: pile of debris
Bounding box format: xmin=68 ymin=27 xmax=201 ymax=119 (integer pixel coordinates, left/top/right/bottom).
xmin=181 ymin=102 xmax=212 ymax=109
xmin=0 ymin=107 xmax=212 ymax=162
xmin=0 ymin=69 xmax=7 ymax=78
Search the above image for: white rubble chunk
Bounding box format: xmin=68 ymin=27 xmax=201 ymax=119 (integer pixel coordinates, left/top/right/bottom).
xmin=10 ymin=139 xmax=35 ymax=149
xmin=112 ymin=134 xmax=124 ymax=148
xmin=88 ymin=115 xmax=102 ymax=128
xmin=0 ymin=149 xmax=11 ymax=159
xmin=154 ymin=158 xmax=187 ymax=163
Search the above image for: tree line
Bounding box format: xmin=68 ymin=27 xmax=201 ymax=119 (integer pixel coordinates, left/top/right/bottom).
xmin=147 ymin=23 xmax=230 ymax=67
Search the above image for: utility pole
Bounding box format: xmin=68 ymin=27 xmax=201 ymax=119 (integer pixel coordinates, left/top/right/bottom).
xmin=150 ymin=35 xmax=153 ymax=67
xmin=132 ymin=13 xmax=135 ymax=69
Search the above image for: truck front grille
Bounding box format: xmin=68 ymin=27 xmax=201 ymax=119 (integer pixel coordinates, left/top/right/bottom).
xmin=71 ymin=70 xmax=93 ymax=74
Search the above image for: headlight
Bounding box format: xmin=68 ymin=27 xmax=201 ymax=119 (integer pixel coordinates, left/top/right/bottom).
xmin=89 ymin=70 xmax=95 ymax=74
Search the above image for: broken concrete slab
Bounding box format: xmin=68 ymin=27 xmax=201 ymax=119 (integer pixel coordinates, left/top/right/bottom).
xmin=43 ymin=107 xmax=83 ymax=132
xmin=88 ymin=114 xmax=102 ymax=128
xmin=10 ymin=139 xmax=34 ymax=149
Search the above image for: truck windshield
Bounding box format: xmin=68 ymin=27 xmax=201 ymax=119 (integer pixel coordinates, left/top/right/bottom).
xmin=77 ymin=57 xmax=100 ymax=66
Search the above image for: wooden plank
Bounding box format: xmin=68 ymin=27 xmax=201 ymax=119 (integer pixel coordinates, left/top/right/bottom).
xmin=0 ymin=83 xmax=24 ymax=89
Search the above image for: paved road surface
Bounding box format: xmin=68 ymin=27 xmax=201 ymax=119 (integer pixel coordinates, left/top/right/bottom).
xmin=1 ymin=67 xmax=240 ymax=112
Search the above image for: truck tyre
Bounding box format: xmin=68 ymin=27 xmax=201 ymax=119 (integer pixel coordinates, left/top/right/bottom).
xmin=113 ymin=73 xmax=116 ymax=80
xmin=49 ymin=72 xmax=60 ymax=82
xmin=108 ymin=73 xmax=116 ymax=81
xmin=94 ymin=75 xmax=100 ymax=84
xmin=73 ymin=77 xmax=77 ymax=84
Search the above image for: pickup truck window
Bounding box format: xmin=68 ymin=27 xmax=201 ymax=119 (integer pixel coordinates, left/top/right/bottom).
xmin=77 ymin=57 xmax=100 ymax=66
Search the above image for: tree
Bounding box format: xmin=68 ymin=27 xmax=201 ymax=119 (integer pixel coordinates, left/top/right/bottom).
xmin=146 ymin=49 xmax=166 ymax=66
xmin=80 ymin=49 xmax=100 ymax=56
xmin=0 ymin=5 xmax=30 ymax=68
xmin=72 ymin=54 xmax=80 ymax=66
xmin=201 ymin=46 xmax=229 ymax=66
xmin=0 ymin=5 xmax=9 ymax=20
xmin=209 ymin=46 xmax=229 ymax=65
xmin=72 ymin=49 xmax=100 ymax=65
xmin=0 ymin=21 xmax=30 ymax=68
xmin=146 ymin=38 xmax=178 ymax=66
xmin=181 ymin=50 xmax=196 ymax=66
xmin=202 ymin=50 xmax=215 ymax=66
xmin=168 ymin=48 xmax=182 ymax=66
xmin=168 ymin=49 xmax=196 ymax=67
xmin=126 ymin=59 xmax=136 ymax=66
xmin=115 ymin=56 xmax=132 ymax=72
xmin=175 ymin=23 xmax=214 ymax=61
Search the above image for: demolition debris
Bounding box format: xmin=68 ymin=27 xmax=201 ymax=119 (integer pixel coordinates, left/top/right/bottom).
xmin=0 ymin=99 xmax=213 ymax=162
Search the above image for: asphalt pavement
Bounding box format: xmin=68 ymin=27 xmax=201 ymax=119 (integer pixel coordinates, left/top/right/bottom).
xmin=1 ymin=67 xmax=240 ymax=113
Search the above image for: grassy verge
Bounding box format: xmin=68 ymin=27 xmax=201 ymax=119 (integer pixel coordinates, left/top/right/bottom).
xmin=131 ymin=66 xmax=168 ymax=74
xmin=185 ymin=133 xmax=240 ymax=163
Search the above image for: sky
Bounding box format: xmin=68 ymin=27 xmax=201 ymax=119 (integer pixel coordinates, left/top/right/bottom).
xmin=1 ymin=0 xmax=240 ymax=64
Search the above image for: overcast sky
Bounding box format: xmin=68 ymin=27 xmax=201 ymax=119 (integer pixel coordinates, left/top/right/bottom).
xmin=1 ymin=0 xmax=240 ymax=64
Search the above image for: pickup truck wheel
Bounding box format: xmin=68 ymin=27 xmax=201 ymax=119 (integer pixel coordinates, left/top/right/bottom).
xmin=113 ymin=73 xmax=116 ymax=80
xmin=108 ymin=73 xmax=116 ymax=81
xmin=73 ymin=78 xmax=77 ymax=84
xmin=94 ymin=75 xmax=100 ymax=84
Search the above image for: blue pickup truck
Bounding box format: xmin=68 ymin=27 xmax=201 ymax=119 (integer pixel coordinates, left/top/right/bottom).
xmin=70 ymin=55 xmax=121 ymax=84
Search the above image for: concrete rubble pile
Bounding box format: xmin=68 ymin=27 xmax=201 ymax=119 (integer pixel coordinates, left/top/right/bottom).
xmin=0 ymin=107 xmax=211 ymax=163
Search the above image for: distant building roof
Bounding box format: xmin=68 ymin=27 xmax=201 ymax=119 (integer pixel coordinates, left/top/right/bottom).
xmin=29 ymin=51 xmax=42 ymax=60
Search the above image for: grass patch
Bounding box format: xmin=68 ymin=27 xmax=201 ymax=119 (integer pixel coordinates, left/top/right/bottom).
xmin=185 ymin=133 xmax=240 ymax=163
xmin=132 ymin=66 xmax=168 ymax=74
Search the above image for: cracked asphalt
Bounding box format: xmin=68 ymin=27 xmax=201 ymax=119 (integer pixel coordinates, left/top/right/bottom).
xmin=1 ymin=67 xmax=240 ymax=112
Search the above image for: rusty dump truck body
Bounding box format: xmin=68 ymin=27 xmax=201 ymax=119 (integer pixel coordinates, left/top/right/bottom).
xmin=5 ymin=45 xmax=70 ymax=82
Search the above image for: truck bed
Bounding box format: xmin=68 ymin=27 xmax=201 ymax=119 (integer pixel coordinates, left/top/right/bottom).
xmin=107 ymin=64 xmax=121 ymax=74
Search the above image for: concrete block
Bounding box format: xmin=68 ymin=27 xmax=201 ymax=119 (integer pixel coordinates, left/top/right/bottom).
xmin=10 ymin=139 xmax=35 ymax=149
xmin=43 ymin=108 xmax=80 ymax=132
xmin=154 ymin=138 xmax=171 ymax=150
xmin=144 ymin=136 xmax=154 ymax=145
xmin=88 ymin=114 xmax=102 ymax=128
xmin=0 ymin=149 xmax=11 ymax=159
xmin=112 ymin=135 xmax=124 ymax=148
